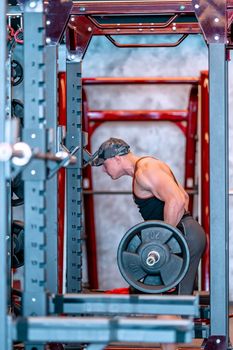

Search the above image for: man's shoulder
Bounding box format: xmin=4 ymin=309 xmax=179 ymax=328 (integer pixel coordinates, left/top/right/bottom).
xmin=136 ymin=157 xmax=160 ymax=172
xmin=135 ymin=160 xmax=159 ymax=182
xmin=134 ymin=160 xmax=162 ymax=192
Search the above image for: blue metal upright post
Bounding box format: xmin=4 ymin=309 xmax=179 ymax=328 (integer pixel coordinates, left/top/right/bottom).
xmin=22 ymin=1 xmax=47 ymax=349
xmin=209 ymin=43 xmax=229 ymax=339
xmin=66 ymin=59 xmax=83 ymax=293
xmin=45 ymin=44 xmax=58 ymax=294
xmin=0 ymin=1 xmax=11 ymax=350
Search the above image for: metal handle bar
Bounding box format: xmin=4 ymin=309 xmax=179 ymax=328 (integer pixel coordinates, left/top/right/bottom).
xmin=88 ymin=14 xmax=179 ymax=30
xmin=105 ymin=33 xmax=188 ymax=48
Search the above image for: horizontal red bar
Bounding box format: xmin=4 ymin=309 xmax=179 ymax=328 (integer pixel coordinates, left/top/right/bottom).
xmin=87 ymin=110 xmax=188 ymax=122
xmin=94 ymin=24 xmax=201 ymax=35
xmin=72 ymin=1 xmax=194 ymax=15
xmin=83 ymin=77 xmax=199 ymax=85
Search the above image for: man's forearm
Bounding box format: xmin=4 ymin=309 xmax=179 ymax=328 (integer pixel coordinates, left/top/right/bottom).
xmin=164 ymin=201 xmax=185 ymax=226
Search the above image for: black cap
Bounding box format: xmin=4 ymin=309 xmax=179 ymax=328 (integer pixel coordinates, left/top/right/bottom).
xmin=92 ymin=138 xmax=130 ymax=166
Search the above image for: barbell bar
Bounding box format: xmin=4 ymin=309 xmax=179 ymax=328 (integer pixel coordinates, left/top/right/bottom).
xmin=0 ymin=142 xmax=77 ymax=167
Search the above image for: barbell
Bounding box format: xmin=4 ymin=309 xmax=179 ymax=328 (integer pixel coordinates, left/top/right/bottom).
xmin=117 ymin=221 xmax=190 ymax=294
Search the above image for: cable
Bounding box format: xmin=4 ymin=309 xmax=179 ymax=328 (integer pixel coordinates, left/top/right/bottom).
xmin=14 ymin=28 xmax=23 ymax=44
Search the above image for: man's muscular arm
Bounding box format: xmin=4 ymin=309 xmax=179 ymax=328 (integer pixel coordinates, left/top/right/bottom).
xmin=163 ymin=196 xmax=185 ymax=226
xmin=136 ymin=165 xmax=186 ymax=226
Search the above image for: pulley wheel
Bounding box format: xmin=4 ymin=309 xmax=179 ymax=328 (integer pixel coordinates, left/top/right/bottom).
xmin=117 ymin=220 xmax=190 ymax=294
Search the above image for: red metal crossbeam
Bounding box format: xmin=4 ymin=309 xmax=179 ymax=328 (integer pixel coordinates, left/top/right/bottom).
xmin=87 ymin=110 xmax=188 ymax=122
xmin=83 ymin=77 xmax=199 ymax=85
xmin=72 ymin=1 xmax=195 ymax=15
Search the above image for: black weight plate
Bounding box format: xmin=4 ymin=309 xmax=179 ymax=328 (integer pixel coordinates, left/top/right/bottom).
xmin=11 ymin=60 xmax=23 ymax=86
xmin=12 ymin=99 xmax=24 ymax=121
xmin=167 ymin=236 xmax=182 ymax=254
xmin=144 ymin=274 xmax=162 ymax=286
xmin=160 ymin=254 xmax=183 ymax=285
xmin=122 ymin=251 xmax=147 ymax=280
xmin=117 ymin=220 xmax=190 ymax=294
xmin=11 ymin=99 xmax=24 ymax=140
xmin=12 ymin=173 xmax=24 ymax=206
xmin=141 ymin=226 xmax=173 ymax=244
xmin=12 ymin=220 xmax=24 ymax=268
xmin=127 ymin=234 xmax=141 ymax=253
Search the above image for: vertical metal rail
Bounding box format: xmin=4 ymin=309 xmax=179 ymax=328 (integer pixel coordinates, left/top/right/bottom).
xmin=58 ymin=72 xmax=66 ymax=293
xmin=66 ymin=60 xmax=83 ymax=292
xmin=45 ymin=44 xmax=58 ymax=293
xmin=6 ymin=40 xmax=12 ymax=312
xmin=200 ymin=71 xmax=210 ymax=291
xmin=23 ymin=1 xmax=47 ymax=349
xmin=184 ymin=84 xmax=198 ymax=214
xmin=0 ymin=2 xmax=11 ymax=350
xmin=82 ymin=88 xmax=99 ymax=289
xmin=209 ymin=44 xmax=229 ymax=338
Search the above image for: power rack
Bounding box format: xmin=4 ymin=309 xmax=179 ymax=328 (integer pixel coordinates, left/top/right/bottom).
xmin=0 ymin=0 xmax=231 ymax=349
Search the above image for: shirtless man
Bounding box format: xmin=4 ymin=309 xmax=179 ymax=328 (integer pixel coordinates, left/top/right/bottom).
xmin=92 ymin=137 xmax=206 ymax=348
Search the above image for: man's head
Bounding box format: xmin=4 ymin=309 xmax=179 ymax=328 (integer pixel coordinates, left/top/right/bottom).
xmin=92 ymin=137 xmax=130 ymax=167
xmin=92 ymin=138 xmax=130 ymax=179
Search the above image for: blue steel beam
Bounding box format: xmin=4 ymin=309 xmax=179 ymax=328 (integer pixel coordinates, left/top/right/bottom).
xmin=51 ymin=294 xmax=199 ymax=317
xmin=45 ymin=44 xmax=58 ymax=294
xmin=0 ymin=1 xmax=11 ymax=350
xmin=22 ymin=1 xmax=47 ymax=349
xmin=66 ymin=60 xmax=83 ymax=293
xmin=209 ymin=43 xmax=229 ymax=338
xmin=13 ymin=316 xmax=194 ymax=344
